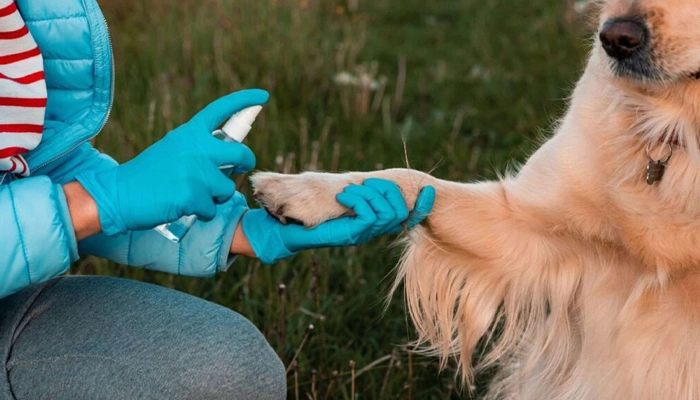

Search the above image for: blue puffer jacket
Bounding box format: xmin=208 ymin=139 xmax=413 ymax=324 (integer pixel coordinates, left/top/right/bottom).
xmin=0 ymin=0 xmax=250 ymax=298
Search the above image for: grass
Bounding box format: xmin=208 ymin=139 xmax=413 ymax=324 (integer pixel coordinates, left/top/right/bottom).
xmin=77 ymin=0 xmax=589 ymax=398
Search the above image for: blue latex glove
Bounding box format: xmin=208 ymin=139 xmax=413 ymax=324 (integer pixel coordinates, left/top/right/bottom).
xmin=77 ymin=89 xmax=268 ymax=236
xmin=241 ymin=178 xmax=436 ymax=264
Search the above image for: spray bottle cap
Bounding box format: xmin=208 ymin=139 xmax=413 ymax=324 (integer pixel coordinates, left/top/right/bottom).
xmin=221 ymin=105 xmax=263 ymax=142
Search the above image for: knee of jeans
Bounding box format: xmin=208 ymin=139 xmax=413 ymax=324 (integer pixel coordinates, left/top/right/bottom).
xmin=207 ymin=317 xmax=287 ymax=400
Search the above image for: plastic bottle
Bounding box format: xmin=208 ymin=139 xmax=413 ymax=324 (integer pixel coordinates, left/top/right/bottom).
xmin=154 ymin=106 xmax=263 ymax=243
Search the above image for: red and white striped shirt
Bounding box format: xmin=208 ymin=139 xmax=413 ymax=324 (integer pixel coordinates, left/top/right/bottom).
xmin=0 ymin=0 xmax=46 ymax=177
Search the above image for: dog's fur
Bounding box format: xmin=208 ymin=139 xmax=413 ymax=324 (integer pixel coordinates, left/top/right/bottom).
xmin=251 ymin=1 xmax=700 ymax=398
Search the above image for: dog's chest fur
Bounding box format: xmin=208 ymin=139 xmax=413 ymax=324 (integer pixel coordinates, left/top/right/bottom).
xmin=523 ymin=66 xmax=700 ymax=398
xmin=563 ymin=68 xmax=700 ymax=275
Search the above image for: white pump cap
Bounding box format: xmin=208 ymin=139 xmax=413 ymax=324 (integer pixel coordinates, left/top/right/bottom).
xmin=221 ymin=105 xmax=263 ymax=142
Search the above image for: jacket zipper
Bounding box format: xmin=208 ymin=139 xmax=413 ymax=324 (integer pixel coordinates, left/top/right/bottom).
xmin=32 ymin=12 xmax=115 ymax=172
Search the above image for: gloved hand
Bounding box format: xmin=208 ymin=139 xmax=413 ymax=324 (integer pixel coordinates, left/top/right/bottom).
xmin=77 ymin=89 xmax=268 ymax=236
xmin=241 ymin=178 xmax=436 ymax=264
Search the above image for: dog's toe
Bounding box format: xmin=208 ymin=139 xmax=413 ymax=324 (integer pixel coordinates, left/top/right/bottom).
xmin=264 ymin=207 xmax=284 ymax=223
xmin=286 ymin=216 xmax=305 ymax=226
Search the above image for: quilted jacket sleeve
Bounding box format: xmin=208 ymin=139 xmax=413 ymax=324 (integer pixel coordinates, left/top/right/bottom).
xmin=45 ymin=142 xmax=250 ymax=276
xmin=0 ymin=176 xmax=78 ymax=298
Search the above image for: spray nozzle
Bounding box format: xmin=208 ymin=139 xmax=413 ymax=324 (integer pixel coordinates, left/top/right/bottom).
xmin=220 ymin=105 xmax=263 ymax=142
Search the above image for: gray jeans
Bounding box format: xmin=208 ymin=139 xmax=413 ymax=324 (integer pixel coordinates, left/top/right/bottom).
xmin=0 ymin=276 xmax=286 ymax=400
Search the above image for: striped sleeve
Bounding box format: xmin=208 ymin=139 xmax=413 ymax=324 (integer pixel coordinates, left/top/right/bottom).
xmin=0 ymin=0 xmax=46 ymax=177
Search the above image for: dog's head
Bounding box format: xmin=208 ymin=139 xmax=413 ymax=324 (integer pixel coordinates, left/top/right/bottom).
xmin=595 ymin=0 xmax=700 ymax=83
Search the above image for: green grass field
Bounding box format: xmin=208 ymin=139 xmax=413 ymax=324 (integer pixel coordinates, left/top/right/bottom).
xmin=80 ymin=0 xmax=590 ymax=398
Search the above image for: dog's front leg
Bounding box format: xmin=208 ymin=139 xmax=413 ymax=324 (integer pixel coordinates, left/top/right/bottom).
xmin=249 ymin=151 xmax=573 ymax=265
xmin=250 ymin=163 xmax=564 ymax=262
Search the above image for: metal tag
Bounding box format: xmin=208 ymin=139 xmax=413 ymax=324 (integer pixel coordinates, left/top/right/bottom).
xmin=646 ymin=160 xmax=666 ymax=185
xmin=645 ymin=142 xmax=673 ymax=186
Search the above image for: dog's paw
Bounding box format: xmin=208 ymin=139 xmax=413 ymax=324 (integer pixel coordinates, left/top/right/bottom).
xmin=250 ymin=172 xmax=357 ymax=227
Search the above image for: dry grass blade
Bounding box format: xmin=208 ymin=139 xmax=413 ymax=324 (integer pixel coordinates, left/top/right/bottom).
xmin=293 ymin=361 xmax=300 ymax=400
xmin=344 ymin=353 xmax=393 ymax=384
xmin=309 ymin=369 xmax=318 ymax=400
xmin=278 ymin=283 xmax=287 ymax=355
xmin=408 ymin=350 xmax=414 ymax=400
xmin=391 ymin=56 xmax=407 ymax=117
xmin=349 ymin=360 xmax=356 ymax=399
xmin=331 ymin=142 xmax=340 ymax=172
xmin=298 ymin=307 xmax=326 ymax=321
xmin=379 ymin=348 xmax=398 ymax=397
xmin=286 ymin=324 xmax=315 ymax=374
xmin=300 ymin=118 xmax=309 ymax=168
xmin=323 ymin=370 xmax=338 ymax=400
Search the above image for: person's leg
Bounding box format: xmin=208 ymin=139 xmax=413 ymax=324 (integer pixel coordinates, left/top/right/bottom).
xmin=0 ymin=276 xmax=285 ymax=400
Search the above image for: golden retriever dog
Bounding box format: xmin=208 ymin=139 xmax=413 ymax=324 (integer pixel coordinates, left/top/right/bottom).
xmin=251 ymin=0 xmax=700 ymax=398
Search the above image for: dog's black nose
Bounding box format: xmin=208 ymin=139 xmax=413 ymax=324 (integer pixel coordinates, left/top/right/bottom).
xmin=599 ymin=19 xmax=646 ymax=60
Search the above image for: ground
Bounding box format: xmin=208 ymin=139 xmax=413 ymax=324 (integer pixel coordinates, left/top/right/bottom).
xmin=78 ymin=0 xmax=587 ymax=398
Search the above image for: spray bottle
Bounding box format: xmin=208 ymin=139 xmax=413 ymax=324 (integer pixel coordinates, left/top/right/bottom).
xmin=154 ymin=105 xmax=263 ymax=243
